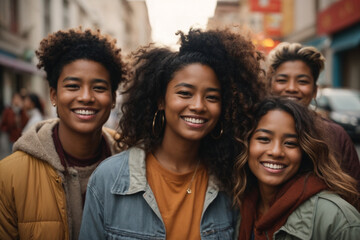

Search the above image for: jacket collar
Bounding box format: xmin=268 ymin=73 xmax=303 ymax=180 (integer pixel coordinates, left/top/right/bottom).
xmin=275 ymin=193 xmax=319 ymax=239
xmin=110 ymin=147 xmax=149 ymax=195
xmin=13 ymin=118 xmax=120 ymax=173
xmin=110 ymin=147 xmax=220 ymax=197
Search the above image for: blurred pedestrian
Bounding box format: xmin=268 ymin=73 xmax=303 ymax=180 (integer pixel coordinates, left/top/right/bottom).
xmin=0 ymin=92 xmax=28 ymax=152
xmin=79 ymin=28 xmax=265 ymax=239
xmin=22 ymin=93 xmax=44 ymax=133
xmin=0 ymin=27 xmax=127 ymax=240
xmin=233 ymin=97 xmax=360 ymax=240
xmin=267 ymin=42 xmax=360 ymax=190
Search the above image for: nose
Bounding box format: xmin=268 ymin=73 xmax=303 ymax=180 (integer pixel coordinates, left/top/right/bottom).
xmin=189 ymin=95 xmax=206 ymax=112
xmin=267 ymin=141 xmax=285 ymax=159
xmin=77 ymin=87 xmax=95 ymax=104
xmin=285 ymin=80 xmax=299 ymax=93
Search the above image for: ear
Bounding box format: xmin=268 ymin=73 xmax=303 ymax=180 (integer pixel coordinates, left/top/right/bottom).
xmin=50 ymin=87 xmax=57 ymax=105
xmin=158 ymin=99 xmax=165 ymax=110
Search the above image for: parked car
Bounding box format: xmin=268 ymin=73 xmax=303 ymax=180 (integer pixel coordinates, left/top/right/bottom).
xmin=311 ymin=88 xmax=360 ymax=140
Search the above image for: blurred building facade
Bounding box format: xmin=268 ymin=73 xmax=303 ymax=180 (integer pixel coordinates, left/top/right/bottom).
xmin=0 ymin=0 xmax=151 ymax=117
xmin=207 ymin=0 xmax=360 ymax=90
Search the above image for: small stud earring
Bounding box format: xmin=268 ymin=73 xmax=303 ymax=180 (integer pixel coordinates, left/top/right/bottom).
xmin=52 ymin=103 xmax=56 ymax=107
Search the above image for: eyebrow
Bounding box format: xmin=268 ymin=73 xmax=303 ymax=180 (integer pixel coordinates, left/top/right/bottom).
xmin=276 ymin=73 xmax=311 ymax=79
xmin=174 ymin=82 xmax=221 ymax=93
xmin=254 ymin=128 xmax=298 ymax=138
xmin=63 ymin=76 xmax=110 ymax=85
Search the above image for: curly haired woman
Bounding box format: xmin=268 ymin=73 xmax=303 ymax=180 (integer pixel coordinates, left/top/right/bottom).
xmin=266 ymin=42 xmax=360 ymax=190
xmin=233 ymin=97 xmax=360 ymax=240
xmin=0 ymin=28 xmax=127 ymax=240
xmin=79 ymin=28 xmax=265 ymax=239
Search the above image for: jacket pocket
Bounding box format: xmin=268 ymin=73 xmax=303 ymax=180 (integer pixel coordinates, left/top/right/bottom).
xmin=201 ymin=225 xmax=234 ymax=240
xmin=105 ymin=229 xmax=165 ymax=240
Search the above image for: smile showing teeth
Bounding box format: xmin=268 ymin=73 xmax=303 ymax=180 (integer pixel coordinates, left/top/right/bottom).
xmin=183 ymin=117 xmax=205 ymax=124
xmin=262 ymin=162 xmax=285 ymax=170
xmin=285 ymin=97 xmax=299 ymax=101
xmin=74 ymin=109 xmax=96 ymax=115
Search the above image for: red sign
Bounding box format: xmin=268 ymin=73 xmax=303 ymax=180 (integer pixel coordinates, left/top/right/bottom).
xmin=250 ymin=0 xmax=281 ymax=13
xmin=264 ymin=13 xmax=282 ymax=37
xmin=317 ymin=0 xmax=360 ymax=35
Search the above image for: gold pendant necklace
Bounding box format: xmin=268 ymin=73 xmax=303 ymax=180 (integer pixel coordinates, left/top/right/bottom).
xmin=186 ymin=160 xmax=200 ymax=194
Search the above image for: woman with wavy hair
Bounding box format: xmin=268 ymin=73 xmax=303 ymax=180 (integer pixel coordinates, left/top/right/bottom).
xmin=79 ymin=28 xmax=265 ymax=239
xmin=266 ymin=42 xmax=360 ymax=189
xmin=233 ymin=97 xmax=360 ymax=240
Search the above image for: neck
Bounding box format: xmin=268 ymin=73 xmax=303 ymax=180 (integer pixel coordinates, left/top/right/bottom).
xmin=153 ymin=137 xmax=200 ymax=173
xmin=257 ymin=184 xmax=278 ymax=216
xmin=58 ymin=123 xmax=103 ymax=159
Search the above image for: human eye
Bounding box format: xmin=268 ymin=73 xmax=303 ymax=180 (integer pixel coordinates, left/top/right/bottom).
xmin=64 ymin=83 xmax=79 ymax=90
xmin=255 ymin=136 xmax=270 ymax=143
xmin=206 ymin=94 xmax=221 ymax=102
xmin=298 ymin=79 xmax=310 ymax=85
xmin=177 ymin=90 xmax=192 ymax=98
xmin=93 ymin=84 xmax=109 ymax=92
xmin=275 ymin=78 xmax=287 ymax=83
xmin=284 ymin=140 xmax=299 ymax=148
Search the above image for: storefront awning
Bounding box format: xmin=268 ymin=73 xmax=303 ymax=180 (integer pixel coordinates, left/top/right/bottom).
xmin=303 ymin=36 xmax=329 ymax=51
xmin=0 ymin=53 xmax=43 ymax=75
xmin=331 ymin=24 xmax=360 ymax=52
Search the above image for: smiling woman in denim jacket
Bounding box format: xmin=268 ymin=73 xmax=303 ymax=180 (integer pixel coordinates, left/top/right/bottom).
xmin=79 ymin=28 xmax=265 ymax=240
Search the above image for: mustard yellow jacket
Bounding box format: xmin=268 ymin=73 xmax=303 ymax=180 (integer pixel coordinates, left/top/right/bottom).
xmin=0 ymin=119 xmax=120 ymax=240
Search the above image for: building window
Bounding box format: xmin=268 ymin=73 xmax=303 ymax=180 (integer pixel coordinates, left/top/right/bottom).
xmin=44 ymin=0 xmax=51 ymax=35
xmin=0 ymin=0 xmax=19 ymax=33
xmin=10 ymin=0 xmax=18 ymax=33
xmin=63 ymin=0 xmax=70 ymax=28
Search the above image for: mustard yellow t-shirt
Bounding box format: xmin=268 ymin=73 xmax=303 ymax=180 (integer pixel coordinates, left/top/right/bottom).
xmin=146 ymin=153 xmax=208 ymax=240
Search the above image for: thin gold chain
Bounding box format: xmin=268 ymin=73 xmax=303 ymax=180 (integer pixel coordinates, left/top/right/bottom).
xmin=186 ymin=159 xmax=201 ymax=194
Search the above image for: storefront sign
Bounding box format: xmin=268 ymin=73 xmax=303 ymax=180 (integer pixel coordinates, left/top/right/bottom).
xmin=318 ymin=0 xmax=360 ymax=35
xmin=250 ymin=0 xmax=281 ymax=13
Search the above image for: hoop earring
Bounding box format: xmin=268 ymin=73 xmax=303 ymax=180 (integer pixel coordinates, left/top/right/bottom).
xmin=152 ymin=110 xmax=165 ymax=137
xmin=211 ymin=122 xmax=223 ymax=140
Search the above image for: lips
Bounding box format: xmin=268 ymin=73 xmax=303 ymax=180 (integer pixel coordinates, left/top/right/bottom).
xmin=261 ymin=162 xmax=286 ymax=170
xmin=182 ymin=117 xmax=207 ymax=124
xmin=284 ymin=96 xmax=301 ymax=102
xmin=73 ymin=109 xmax=97 ymax=116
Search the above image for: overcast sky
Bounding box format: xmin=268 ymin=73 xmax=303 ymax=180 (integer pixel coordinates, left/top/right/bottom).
xmin=146 ymin=0 xmax=217 ymax=47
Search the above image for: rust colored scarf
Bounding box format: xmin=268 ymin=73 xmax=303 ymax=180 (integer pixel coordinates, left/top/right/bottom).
xmin=239 ymin=174 xmax=328 ymax=240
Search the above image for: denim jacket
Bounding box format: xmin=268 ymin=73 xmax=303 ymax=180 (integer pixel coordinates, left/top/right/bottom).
xmin=79 ymin=147 xmax=237 ymax=240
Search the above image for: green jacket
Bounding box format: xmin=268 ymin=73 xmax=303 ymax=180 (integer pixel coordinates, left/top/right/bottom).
xmin=273 ymin=191 xmax=360 ymax=240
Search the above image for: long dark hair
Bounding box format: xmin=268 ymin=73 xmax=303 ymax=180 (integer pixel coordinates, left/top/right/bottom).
xmin=233 ymin=97 xmax=359 ymax=208
xmin=119 ymin=28 xmax=265 ymax=192
xmin=26 ymin=93 xmax=44 ymax=115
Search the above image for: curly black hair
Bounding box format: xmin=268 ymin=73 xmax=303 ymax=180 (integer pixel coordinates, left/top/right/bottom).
xmin=119 ymin=28 xmax=265 ymax=192
xmin=35 ymin=27 xmax=127 ymax=94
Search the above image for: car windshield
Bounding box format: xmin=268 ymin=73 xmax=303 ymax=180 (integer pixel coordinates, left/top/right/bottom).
xmin=327 ymin=92 xmax=360 ymax=111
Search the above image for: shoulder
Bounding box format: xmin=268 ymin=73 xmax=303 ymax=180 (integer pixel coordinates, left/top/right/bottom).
xmin=281 ymin=191 xmax=360 ymax=239
xmin=313 ymin=192 xmax=360 ymax=238
xmin=92 ymin=149 xmax=130 ymax=177
xmin=315 ymin=192 xmax=360 ymax=222
xmin=89 ymin=147 xmax=144 ymax=185
xmin=102 ymin=127 xmax=122 ymax=154
xmin=0 ymin=152 xmax=51 ymax=192
xmin=321 ymin=118 xmax=346 ymax=134
xmin=0 ymin=151 xmax=35 ymax=173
